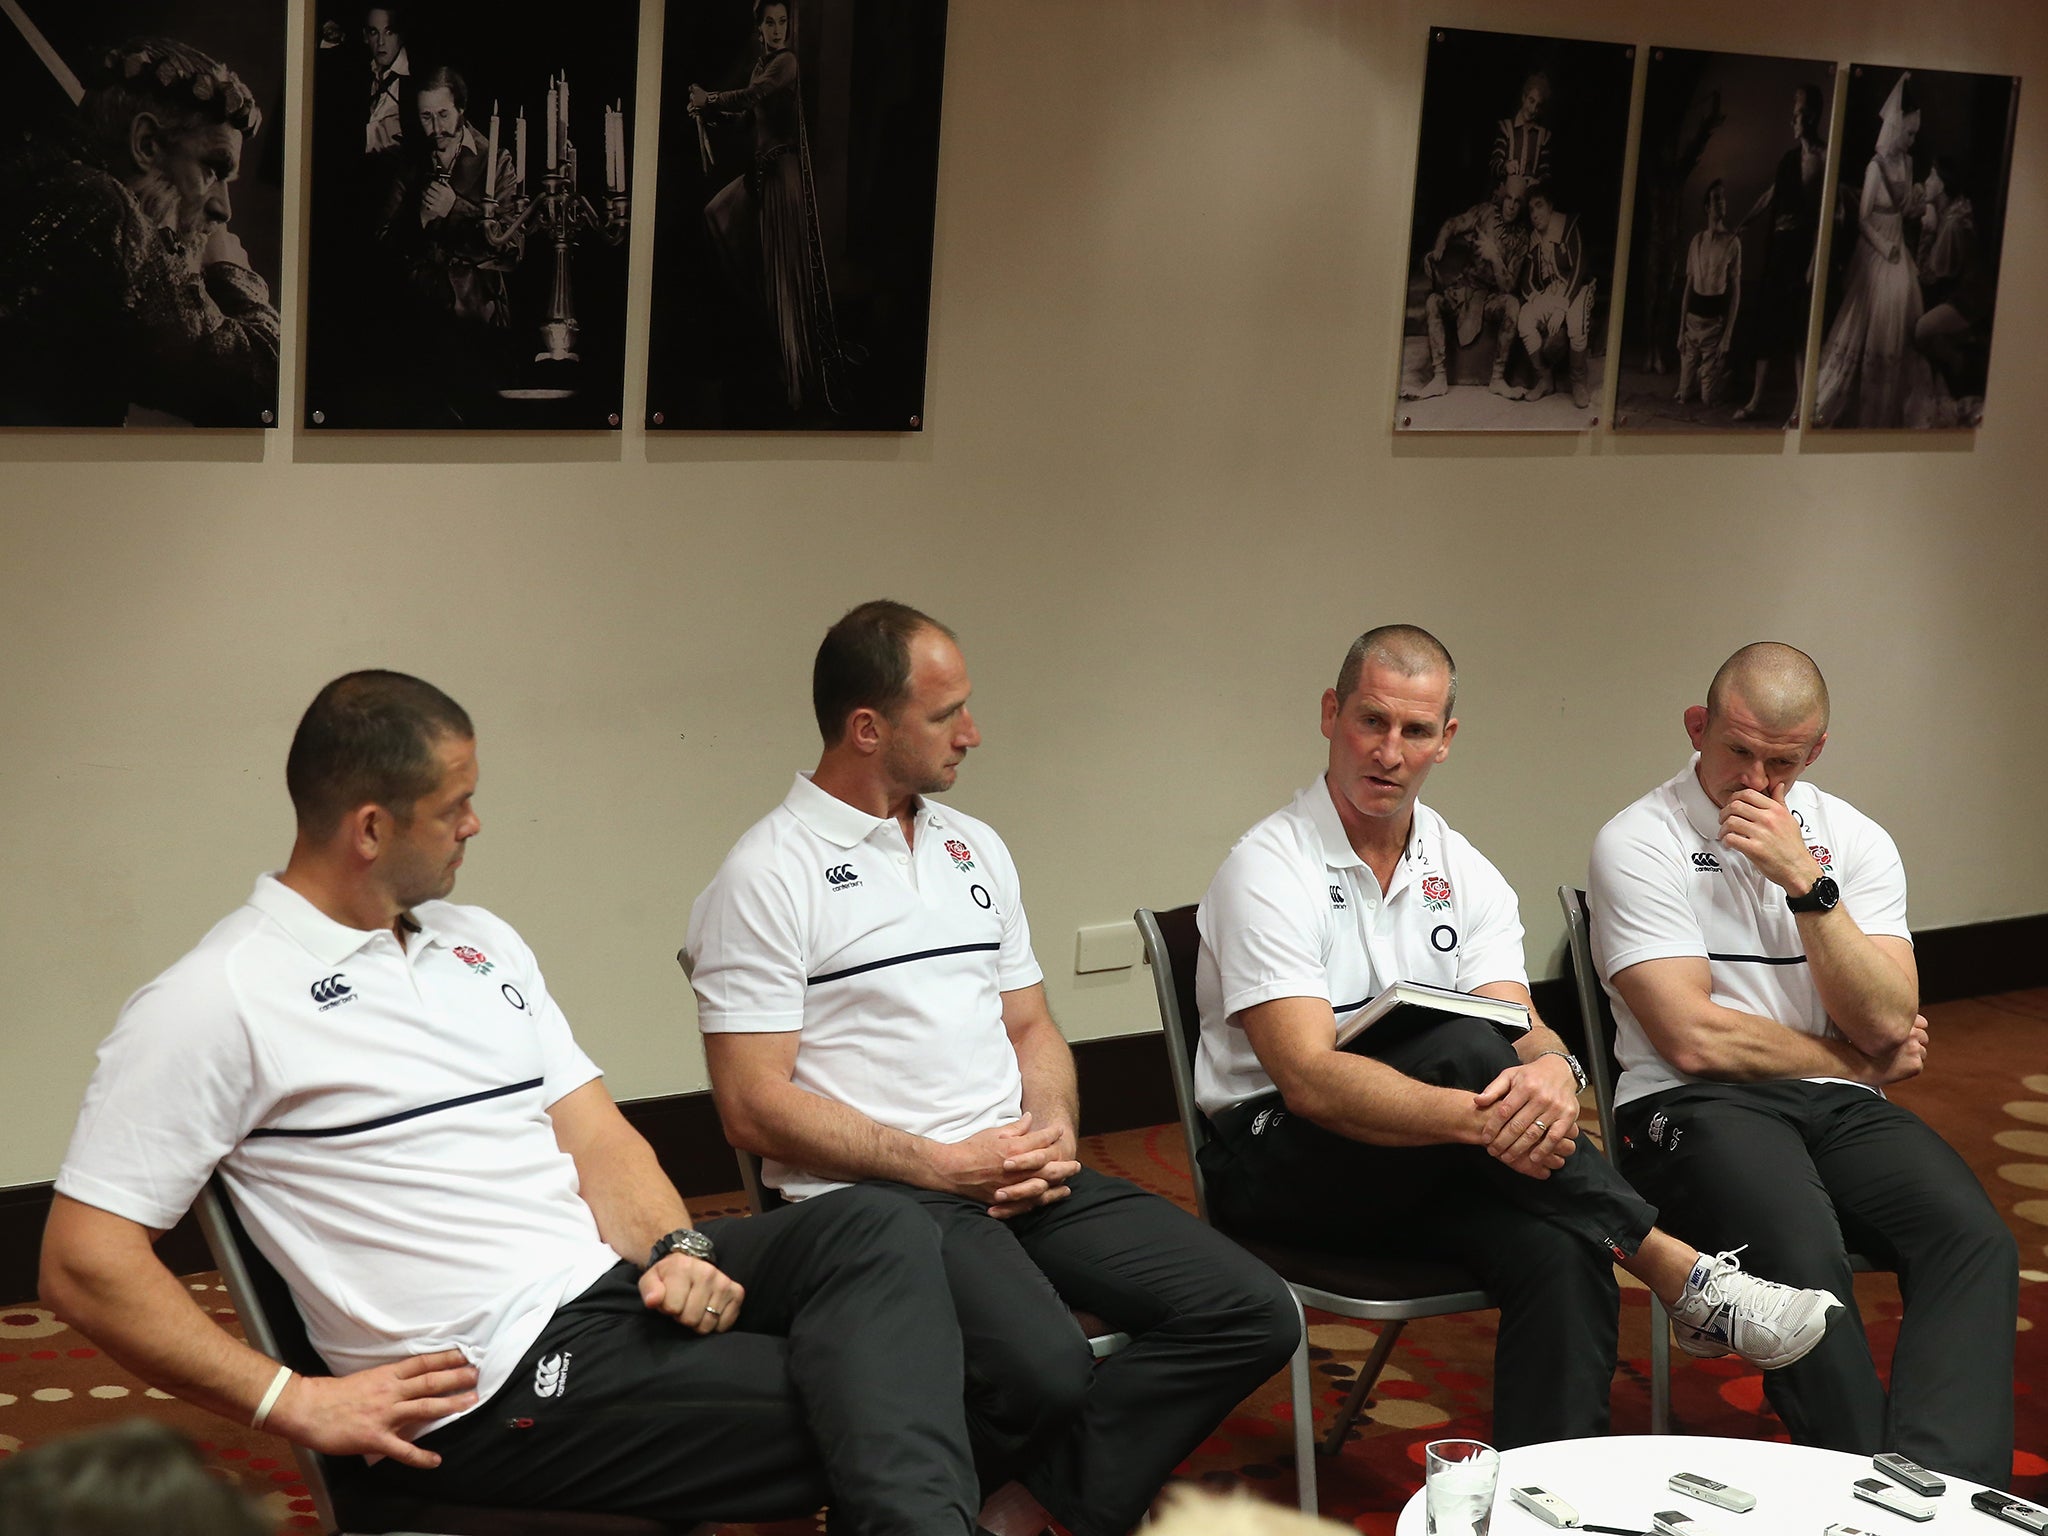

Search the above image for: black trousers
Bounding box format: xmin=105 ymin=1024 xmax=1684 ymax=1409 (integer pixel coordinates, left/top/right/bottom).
xmin=875 ymin=1166 xmax=1299 ymax=1536
xmin=1199 ymin=1016 xmax=1659 ymax=1448
xmin=368 ymin=1185 xmax=979 ymax=1535
xmin=1616 ymin=1079 xmax=2019 ymax=1488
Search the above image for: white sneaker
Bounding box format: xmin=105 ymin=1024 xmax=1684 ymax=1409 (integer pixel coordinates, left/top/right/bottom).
xmin=1668 ymin=1247 xmax=1841 ymax=1370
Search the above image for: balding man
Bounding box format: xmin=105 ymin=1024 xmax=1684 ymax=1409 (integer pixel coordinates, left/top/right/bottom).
xmin=1589 ymin=643 xmax=2017 ymax=1486
xmin=1196 ymin=626 xmax=1838 ymax=1450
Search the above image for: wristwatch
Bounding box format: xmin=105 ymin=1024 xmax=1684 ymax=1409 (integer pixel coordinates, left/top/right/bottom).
xmin=1786 ymin=874 xmax=1840 ymax=914
xmin=1537 ymin=1048 xmax=1588 ymax=1094
xmin=645 ymin=1228 xmax=716 ymax=1273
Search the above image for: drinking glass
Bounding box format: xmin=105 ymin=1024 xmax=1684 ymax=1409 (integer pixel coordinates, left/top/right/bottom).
xmin=1425 ymin=1438 xmax=1500 ymax=1536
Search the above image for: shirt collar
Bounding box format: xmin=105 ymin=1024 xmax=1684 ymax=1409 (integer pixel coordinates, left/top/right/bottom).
xmin=245 ymin=873 xmax=420 ymax=967
xmin=783 ymin=771 xmax=891 ymax=849
xmin=1305 ymin=773 xmax=1436 ymax=877
xmin=1674 ymin=753 xmax=1820 ymax=844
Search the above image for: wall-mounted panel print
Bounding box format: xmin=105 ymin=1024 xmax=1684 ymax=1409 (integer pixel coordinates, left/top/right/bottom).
xmin=646 ymin=0 xmax=948 ymax=431
xmin=0 ymin=1 xmax=286 ymax=427
xmin=1614 ymin=49 xmax=1834 ymax=432
xmin=303 ymin=0 xmax=638 ymax=429
xmin=1394 ymin=27 xmax=1635 ymax=432
xmin=1810 ymin=64 xmax=2019 ymax=430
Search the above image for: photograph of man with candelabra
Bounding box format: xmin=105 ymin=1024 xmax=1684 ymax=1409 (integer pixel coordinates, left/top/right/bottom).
xmin=646 ymin=0 xmax=949 ymax=431
xmin=305 ymin=0 xmax=637 ymax=429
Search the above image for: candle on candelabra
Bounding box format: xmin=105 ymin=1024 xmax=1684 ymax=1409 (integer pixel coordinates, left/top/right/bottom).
xmin=560 ymin=73 xmax=573 ymax=186
xmin=515 ymin=108 xmax=527 ymax=190
xmin=546 ymin=81 xmax=557 ymax=169
xmin=604 ymin=102 xmax=622 ymax=193
xmin=486 ymin=101 xmax=499 ymax=197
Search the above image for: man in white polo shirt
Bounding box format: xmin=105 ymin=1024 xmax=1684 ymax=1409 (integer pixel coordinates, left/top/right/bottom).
xmin=1589 ymin=642 xmax=2017 ymax=1486
xmin=1197 ymin=625 xmax=1840 ymax=1449
xmin=686 ymin=601 xmax=1298 ymax=1536
xmin=41 ymin=670 xmax=982 ymax=1534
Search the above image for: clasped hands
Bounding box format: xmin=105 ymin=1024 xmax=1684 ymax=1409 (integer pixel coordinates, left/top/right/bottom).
xmin=932 ymin=1110 xmax=1080 ymax=1218
xmin=1472 ymin=1051 xmax=1580 ymax=1180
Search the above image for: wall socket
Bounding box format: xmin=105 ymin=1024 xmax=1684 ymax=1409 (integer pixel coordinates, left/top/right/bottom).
xmin=1074 ymin=921 xmax=1140 ymax=974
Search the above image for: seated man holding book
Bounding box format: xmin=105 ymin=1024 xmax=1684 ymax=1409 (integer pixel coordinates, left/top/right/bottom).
xmin=1192 ymin=625 xmax=1840 ymax=1446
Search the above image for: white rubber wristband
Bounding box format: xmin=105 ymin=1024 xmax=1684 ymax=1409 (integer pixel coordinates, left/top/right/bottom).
xmin=251 ymin=1364 xmax=293 ymax=1430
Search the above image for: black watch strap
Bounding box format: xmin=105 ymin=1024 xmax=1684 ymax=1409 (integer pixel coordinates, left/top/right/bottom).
xmin=646 ymin=1227 xmax=715 ymax=1272
xmin=1786 ymin=873 xmax=1840 ymax=913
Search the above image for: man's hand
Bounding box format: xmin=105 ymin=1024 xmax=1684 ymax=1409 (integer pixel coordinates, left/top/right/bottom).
xmin=202 ymin=227 xmax=249 ymax=268
xmin=368 ymin=116 xmax=400 ymax=153
xmin=688 ymin=84 xmax=711 ymax=111
xmin=1474 ymin=1056 xmax=1579 ymax=1179
xmin=1861 ymin=1014 xmax=1929 ymax=1086
xmin=265 ymin=1349 xmax=479 ymax=1470
xmin=989 ymin=1116 xmax=1081 ymax=1219
xmin=638 ymin=1254 xmax=744 ymax=1335
xmin=420 ymin=180 xmax=456 ymax=223
xmin=1719 ymin=783 xmax=1821 ymax=893
xmin=927 ymin=1112 xmax=1079 ymax=1216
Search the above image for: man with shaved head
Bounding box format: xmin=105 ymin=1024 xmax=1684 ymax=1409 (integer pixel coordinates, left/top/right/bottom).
xmin=1195 ymin=626 xmax=1839 ymax=1450
xmin=1590 ymin=643 xmax=2017 ymax=1486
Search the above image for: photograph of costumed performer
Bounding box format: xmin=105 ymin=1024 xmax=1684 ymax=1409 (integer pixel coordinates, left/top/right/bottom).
xmin=0 ymin=17 xmax=284 ymax=427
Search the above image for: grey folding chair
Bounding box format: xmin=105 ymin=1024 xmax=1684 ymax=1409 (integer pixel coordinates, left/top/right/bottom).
xmin=732 ymin=1148 xmax=1131 ymax=1359
xmin=1557 ymin=885 xmax=1880 ymax=1434
xmin=1135 ymin=905 xmax=1496 ymax=1516
xmin=195 ymin=1178 xmax=703 ymax=1535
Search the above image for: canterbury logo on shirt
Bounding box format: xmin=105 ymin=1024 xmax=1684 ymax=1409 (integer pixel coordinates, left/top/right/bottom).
xmin=533 ymin=1351 xmax=571 ymax=1399
xmin=1691 ymin=851 xmax=1721 ymax=872
xmin=309 ymin=974 xmax=355 ymax=1010
xmin=823 ymin=863 xmax=860 ymax=889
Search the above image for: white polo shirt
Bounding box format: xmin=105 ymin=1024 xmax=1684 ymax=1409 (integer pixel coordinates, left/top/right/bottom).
xmin=57 ymin=876 xmax=620 ymax=1430
xmin=1588 ymin=756 xmax=1912 ymax=1109
xmin=683 ymin=772 xmax=1043 ymax=1201
xmin=1194 ymin=775 xmax=1530 ymax=1117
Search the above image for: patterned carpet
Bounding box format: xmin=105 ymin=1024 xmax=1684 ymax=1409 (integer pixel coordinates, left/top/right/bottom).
xmin=1 ymin=990 xmax=2042 ymax=1531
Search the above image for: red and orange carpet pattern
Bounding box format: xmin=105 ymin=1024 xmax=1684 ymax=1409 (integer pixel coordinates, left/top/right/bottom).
xmin=2 ymin=991 xmax=2042 ymax=1531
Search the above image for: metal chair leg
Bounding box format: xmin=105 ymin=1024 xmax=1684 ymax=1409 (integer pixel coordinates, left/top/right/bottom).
xmin=1651 ymin=1296 xmax=1673 ymax=1434
xmin=1287 ymin=1291 xmax=1317 ymax=1515
xmin=1319 ymin=1319 xmax=1405 ymax=1457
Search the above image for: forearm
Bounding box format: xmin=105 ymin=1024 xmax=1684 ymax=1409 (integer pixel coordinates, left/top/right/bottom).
xmin=1276 ymin=1050 xmax=1483 ymax=1147
xmin=566 ymin=1115 xmax=695 ymax=1260
xmin=41 ymin=1197 xmax=285 ymax=1429
xmin=1798 ymin=909 xmax=1916 ymax=1052
xmin=1012 ymin=1019 xmax=1079 ymax=1140
xmin=1652 ymin=1000 xmax=1872 ymax=1082
xmin=718 ymin=1074 xmax=944 ymax=1190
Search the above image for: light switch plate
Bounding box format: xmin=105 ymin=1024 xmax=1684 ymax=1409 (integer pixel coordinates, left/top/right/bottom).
xmin=1074 ymin=922 xmax=1139 ymax=974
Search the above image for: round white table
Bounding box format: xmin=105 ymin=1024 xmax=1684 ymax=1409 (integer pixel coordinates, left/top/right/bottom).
xmin=1395 ymin=1436 xmax=1999 ymax=1536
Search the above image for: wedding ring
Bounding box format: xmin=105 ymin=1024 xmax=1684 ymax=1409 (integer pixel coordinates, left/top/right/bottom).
xmin=1533 ymin=1120 xmax=1548 ymax=1133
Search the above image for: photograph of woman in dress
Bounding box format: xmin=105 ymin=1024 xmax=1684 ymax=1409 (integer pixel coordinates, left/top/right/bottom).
xmin=647 ymin=0 xmax=949 ymax=431
xmin=1811 ymin=64 xmax=2018 ymax=430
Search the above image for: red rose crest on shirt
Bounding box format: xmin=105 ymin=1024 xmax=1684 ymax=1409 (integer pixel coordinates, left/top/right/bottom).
xmin=1420 ymin=875 xmax=1453 ymax=911
xmin=1808 ymin=845 xmax=1833 ymax=869
xmin=453 ymin=945 xmax=495 ymax=975
xmin=944 ymin=838 xmax=975 ymax=873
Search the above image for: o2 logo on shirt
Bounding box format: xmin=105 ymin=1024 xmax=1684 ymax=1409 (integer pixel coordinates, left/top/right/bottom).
xmin=1430 ymin=925 xmax=1458 ymax=953
xmin=1420 ymin=875 xmax=1453 ymax=912
xmin=823 ymin=863 xmax=862 ymax=891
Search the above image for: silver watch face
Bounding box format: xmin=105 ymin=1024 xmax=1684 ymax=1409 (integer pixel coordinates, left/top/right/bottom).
xmin=675 ymin=1230 xmax=715 ymax=1262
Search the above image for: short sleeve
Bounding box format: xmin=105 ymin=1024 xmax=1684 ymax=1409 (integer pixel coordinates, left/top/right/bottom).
xmin=1444 ymin=839 xmax=1528 ymax=990
xmin=1589 ymin=812 xmax=1706 ymax=981
xmin=55 ymin=960 xmax=257 ymax=1232
xmin=976 ymin=824 xmax=1044 ymax=993
xmin=482 ymin=919 xmax=601 ymax=1106
xmin=1202 ymin=835 xmax=1332 ymax=1018
xmin=1834 ymin=804 xmax=1911 ymax=943
xmin=684 ymin=854 xmax=809 ymax=1034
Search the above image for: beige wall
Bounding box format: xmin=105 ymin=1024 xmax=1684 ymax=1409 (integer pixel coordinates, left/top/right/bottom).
xmin=4 ymin=0 xmax=2044 ymax=1188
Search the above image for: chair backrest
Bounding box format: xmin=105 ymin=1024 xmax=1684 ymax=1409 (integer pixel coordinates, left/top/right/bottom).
xmin=1556 ymin=885 xmax=1623 ymax=1154
xmin=1132 ymin=905 xmax=1211 ymax=1222
xmin=194 ymin=1179 xmax=345 ymax=1536
xmin=735 ymin=1147 xmax=788 ymax=1215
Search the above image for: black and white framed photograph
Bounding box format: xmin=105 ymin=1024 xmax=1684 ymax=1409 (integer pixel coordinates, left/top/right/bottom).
xmin=1394 ymin=26 xmax=1635 ymax=432
xmin=0 ymin=0 xmax=285 ymax=427
xmin=1614 ymin=49 xmax=1834 ymax=432
xmin=1810 ymin=63 xmax=2020 ymax=431
xmin=303 ymin=0 xmax=638 ymax=429
xmin=645 ymin=0 xmax=948 ymax=432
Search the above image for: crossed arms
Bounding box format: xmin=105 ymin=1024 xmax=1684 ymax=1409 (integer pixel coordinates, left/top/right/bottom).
xmin=40 ymin=1082 xmax=729 ymax=1468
